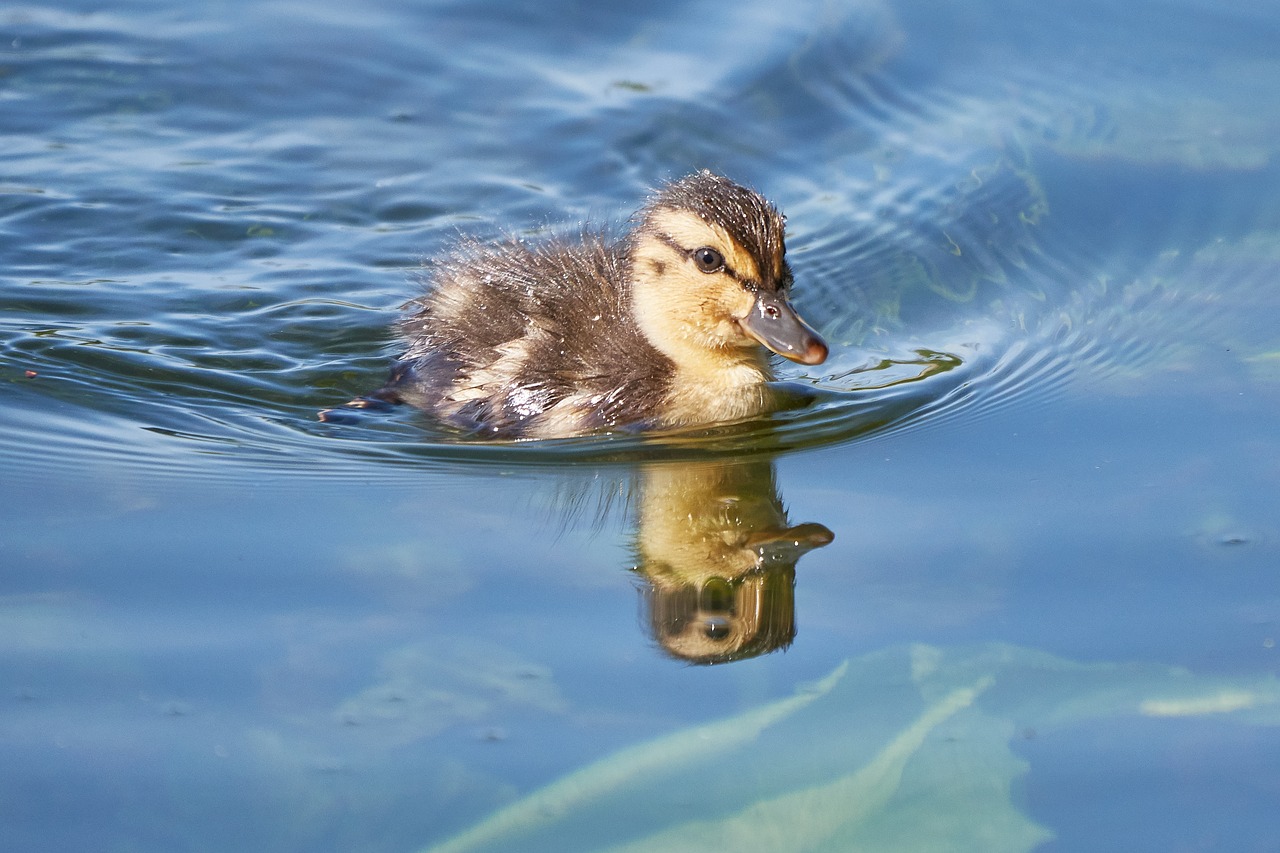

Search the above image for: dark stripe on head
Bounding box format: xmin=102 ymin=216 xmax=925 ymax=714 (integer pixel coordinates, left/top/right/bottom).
xmin=654 ymin=231 xmax=760 ymax=293
xmin=645 ymin=171 xmax=788 ymax=288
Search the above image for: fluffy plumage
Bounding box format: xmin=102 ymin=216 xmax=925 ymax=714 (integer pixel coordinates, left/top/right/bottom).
xmin=365 ymin=171 xmax=827 ymax=438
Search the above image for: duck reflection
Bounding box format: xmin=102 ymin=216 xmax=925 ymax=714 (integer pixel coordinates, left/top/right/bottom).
xmin=630 ymin=459 xmax=833 ymax=665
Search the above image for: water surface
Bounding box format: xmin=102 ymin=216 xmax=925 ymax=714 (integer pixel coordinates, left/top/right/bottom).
xmin=3 ymin=0 xmax=1279 ymax=850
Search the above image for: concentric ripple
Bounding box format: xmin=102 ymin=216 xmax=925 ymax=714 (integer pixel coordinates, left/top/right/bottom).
xmin=3 ymin=0 xmax=1277 ymax=478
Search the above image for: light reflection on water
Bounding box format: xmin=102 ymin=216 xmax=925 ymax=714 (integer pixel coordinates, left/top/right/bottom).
xmin=1 ymin=0 xmax=1166 ymax=468
xmin=2 ymin=0 xmax=1280 ymax=850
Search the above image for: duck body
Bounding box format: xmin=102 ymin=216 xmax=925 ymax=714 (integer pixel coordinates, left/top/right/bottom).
xmin=373 ymin=171 xmax=827 ymax=439
xmin=388 ymin=233 xmax=675 ymax=437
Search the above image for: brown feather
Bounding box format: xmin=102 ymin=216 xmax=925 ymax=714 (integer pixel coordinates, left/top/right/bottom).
xmin=370 ymin=172 xmax=821 ymax=438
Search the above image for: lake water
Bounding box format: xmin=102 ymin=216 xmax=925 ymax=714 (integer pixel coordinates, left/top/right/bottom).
xmin=3 ymin=0 xmax=1279 ymax=850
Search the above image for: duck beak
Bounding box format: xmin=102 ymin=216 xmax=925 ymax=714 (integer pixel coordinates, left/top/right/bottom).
xmin=739 ymin=292 xmax=828 ymax=365
xmin=745 ymin=522 xmax=835 ymax=559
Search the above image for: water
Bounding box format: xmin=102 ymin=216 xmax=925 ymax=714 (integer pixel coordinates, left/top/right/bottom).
xmin=2 ymin=0 xmax=1279 ymax=850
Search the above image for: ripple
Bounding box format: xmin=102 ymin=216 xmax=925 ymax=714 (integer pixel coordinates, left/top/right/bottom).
xmin=3 ymin=0 xmax=1276 ymax=480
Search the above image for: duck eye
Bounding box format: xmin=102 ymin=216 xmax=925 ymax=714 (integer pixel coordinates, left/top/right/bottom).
xmin=691 ymin=247 xmax=724 ymax=273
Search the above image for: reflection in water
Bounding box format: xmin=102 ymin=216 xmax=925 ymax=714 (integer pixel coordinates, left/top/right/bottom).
xmin=630 ymin=459 xmax=832 ymax=665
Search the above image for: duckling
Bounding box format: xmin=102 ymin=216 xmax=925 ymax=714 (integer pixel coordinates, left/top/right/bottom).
xmin=634 ymin=459 xmax=834 ymax=664
xmin=368 ymin=170 xmax=828 ymax=438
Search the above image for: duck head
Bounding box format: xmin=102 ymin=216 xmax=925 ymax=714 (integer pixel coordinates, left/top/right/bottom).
xmin=628 ymin=171 xmax=828 ymax=372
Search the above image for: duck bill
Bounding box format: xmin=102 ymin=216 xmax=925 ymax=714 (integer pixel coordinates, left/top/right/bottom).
xmin=745 ymin=522 xmax=835 ymax=557
xmin=739 ymin=292 xmax=828 ymax=366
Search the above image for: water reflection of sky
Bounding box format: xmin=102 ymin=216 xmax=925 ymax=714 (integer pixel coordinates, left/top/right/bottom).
xmin=3 ymin=0 xmax=1280 ymax=849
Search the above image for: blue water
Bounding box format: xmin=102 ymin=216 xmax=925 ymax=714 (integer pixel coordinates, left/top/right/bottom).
xmin=3 ymin=1 xmax=1279 ymax=850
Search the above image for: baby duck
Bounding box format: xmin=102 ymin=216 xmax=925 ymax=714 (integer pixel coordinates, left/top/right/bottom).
xmin=369 ymin=170 xmax=827 ymax=438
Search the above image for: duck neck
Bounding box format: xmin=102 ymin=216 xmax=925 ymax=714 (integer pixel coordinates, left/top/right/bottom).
xmin=668 ymin=355 xmax=777 ymax=426
xmin=639 ymin=326 xmax=778 ymax=426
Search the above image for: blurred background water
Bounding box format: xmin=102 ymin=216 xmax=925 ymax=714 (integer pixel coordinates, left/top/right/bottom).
xmin=2 ymin=0 xmax=1279 ymax=850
